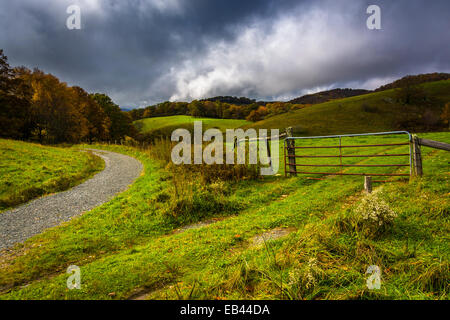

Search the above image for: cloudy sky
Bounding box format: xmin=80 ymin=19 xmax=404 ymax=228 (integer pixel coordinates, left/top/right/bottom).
xmin=1 ymin=0 xmax=449 ymax=108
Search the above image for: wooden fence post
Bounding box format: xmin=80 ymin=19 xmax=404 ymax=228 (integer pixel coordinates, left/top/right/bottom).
xmin=364 ymin=176 xmax=372 ymax=193
xmin=286 ymin=127 xmax=297 ymax=176
xmin=265 ymin=138 xmax=272 ymax=170
xmin=412 ymin=135 xmax=423 ymax=176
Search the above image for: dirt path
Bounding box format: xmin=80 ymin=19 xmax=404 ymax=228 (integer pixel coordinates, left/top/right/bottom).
xmin=0 ymin=149 xmax=143 ymax=251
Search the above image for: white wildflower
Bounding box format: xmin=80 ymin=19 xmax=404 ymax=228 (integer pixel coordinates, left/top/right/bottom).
xmin=356 ymin=188 xmax=397 ymax=230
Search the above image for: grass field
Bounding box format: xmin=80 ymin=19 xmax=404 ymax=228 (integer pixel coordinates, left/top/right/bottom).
xmin=0 ymin=139 xmax=104 ymax=213
xmin=134 ymin=115 xmax=250 ymax=135
xmin=0 ymin=132 xmax=448 ymax=300
xmin=245 ymin=80 xmax=450 ymax=135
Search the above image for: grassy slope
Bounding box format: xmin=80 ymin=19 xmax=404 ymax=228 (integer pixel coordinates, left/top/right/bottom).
xmin=0 ymin=139 xmax=104 ymax=212
xmin=0 ymin=132 xmax=448 ymax=300
xmin=245 ymin=80 xmax=450 ymax=135
xmin=134 ymin=115 xmax=250 ymax=134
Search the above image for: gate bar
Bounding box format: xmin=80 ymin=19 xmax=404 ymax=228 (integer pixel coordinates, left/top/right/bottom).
xmin=287 ymin=171 xmax=410 ymax=176
xmin=285 ymin=153 xmax=410 ymax=158
xmin=284 ymin=131 xmax=412 ymax=140
xmin=293 ymin=142 xmax=409 ymax=149
xmin=293 ymin=164 xmax=409 ymax=167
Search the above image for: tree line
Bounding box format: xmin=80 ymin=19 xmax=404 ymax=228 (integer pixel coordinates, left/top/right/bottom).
xmin=128 ymin=99 xmax=309 ymax=123
xmin=0 ymin=49 xmax=135 ymax=144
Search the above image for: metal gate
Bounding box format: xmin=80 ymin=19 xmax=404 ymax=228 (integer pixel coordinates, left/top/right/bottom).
xmin=283 ymin=131 xmax=412 ymax=179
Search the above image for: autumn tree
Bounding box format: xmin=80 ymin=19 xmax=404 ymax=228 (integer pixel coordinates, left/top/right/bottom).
xmin=395 ymin=77 xmax=427 ymax=105
xmin=188 ymin=100 xmax=204 ymax=117
xmin=129 ymin=108 xmax=145 ymax=121
xmin=0 ymin=50 xmax=32 ymax=139
xmin=19 ymin=69 xmax=88 ymax=143
xmin=0 ymin=49 xmax=126 ymax=144
xmin=72 ymin=86 xmax=110 ymax=142
xmin=91 ymin=93 xmax=134 ymax=141
xmin=246 ymin=106 xmax=268 ymax=122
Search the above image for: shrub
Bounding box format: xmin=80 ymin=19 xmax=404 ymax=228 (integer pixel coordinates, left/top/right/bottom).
xmin=124 ymin=135 xmax=138 ymax=146
xmin=382 ymin=97 xmax=394 ymax=104
xmin=361 ymin=104 xmax=378 ymax=113
xmin=164 ymin=178 xmax=242 ymax=223
xmin=355 ymin=188 xmax=397 ymax=237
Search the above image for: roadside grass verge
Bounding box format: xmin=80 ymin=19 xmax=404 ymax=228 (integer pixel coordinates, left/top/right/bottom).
xmin=1 ymin=173 xmax=361 ymax=299
xmin=0 ymin=144 xmax=293 ymax=291
xmin=0 ymin=139 xmax=104 ymax=213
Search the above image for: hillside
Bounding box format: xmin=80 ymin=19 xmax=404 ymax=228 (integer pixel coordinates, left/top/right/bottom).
xmin=134 ymin=115 xmax=250 ymax=138
xmin=375 ymin=72 xmax=450 ymax=92
xmin=288 ymin=88 xmax=371 ymax=105
xmin=245 ymin=80 xmax=450 ymax=135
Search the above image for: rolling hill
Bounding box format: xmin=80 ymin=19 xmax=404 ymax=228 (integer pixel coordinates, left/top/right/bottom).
xmin=375 ymin=72 xmax=450 ymax=92
xmin=134 ymin=115 xmax=250 ymax=138
xmin=244 ymin=80 xmax=450 ymax=135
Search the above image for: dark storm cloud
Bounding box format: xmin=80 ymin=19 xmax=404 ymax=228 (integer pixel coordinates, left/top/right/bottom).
xmin=0 ymin=0 xmax=449 ymax=107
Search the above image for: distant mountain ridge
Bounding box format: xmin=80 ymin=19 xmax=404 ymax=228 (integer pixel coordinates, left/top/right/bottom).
xmin=288 ymin=88 xmax=371 ymax=105
xmin=198 ymin=73 xmax=450 ymax=107
xmin=375 ymin=72 xmax=450 ymax=92
xmin=199 ymin=90 xmax=371 ymax=106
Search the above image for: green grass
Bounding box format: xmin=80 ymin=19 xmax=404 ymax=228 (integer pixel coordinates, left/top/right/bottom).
xmin=0 ymin=139 xmax=104 ymax=212
xmin=134 ymin=115 xmax=250 ymax=135
xmin=245 ymin=80 xmax=450 ymax=135
xmin=0 ymin=132 xmax=448 ymax=300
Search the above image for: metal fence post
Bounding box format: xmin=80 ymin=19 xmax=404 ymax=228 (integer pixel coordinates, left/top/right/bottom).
xmin=265 ymin=137 xmax=272 ymax=171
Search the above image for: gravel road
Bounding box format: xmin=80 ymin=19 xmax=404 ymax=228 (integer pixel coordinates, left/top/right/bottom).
xmin=0 ymin=149 xmax=143 ymax=251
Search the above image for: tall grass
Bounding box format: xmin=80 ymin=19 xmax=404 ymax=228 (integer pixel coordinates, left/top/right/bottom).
xmin=134 ymin=138 xmax=260 ymax=222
